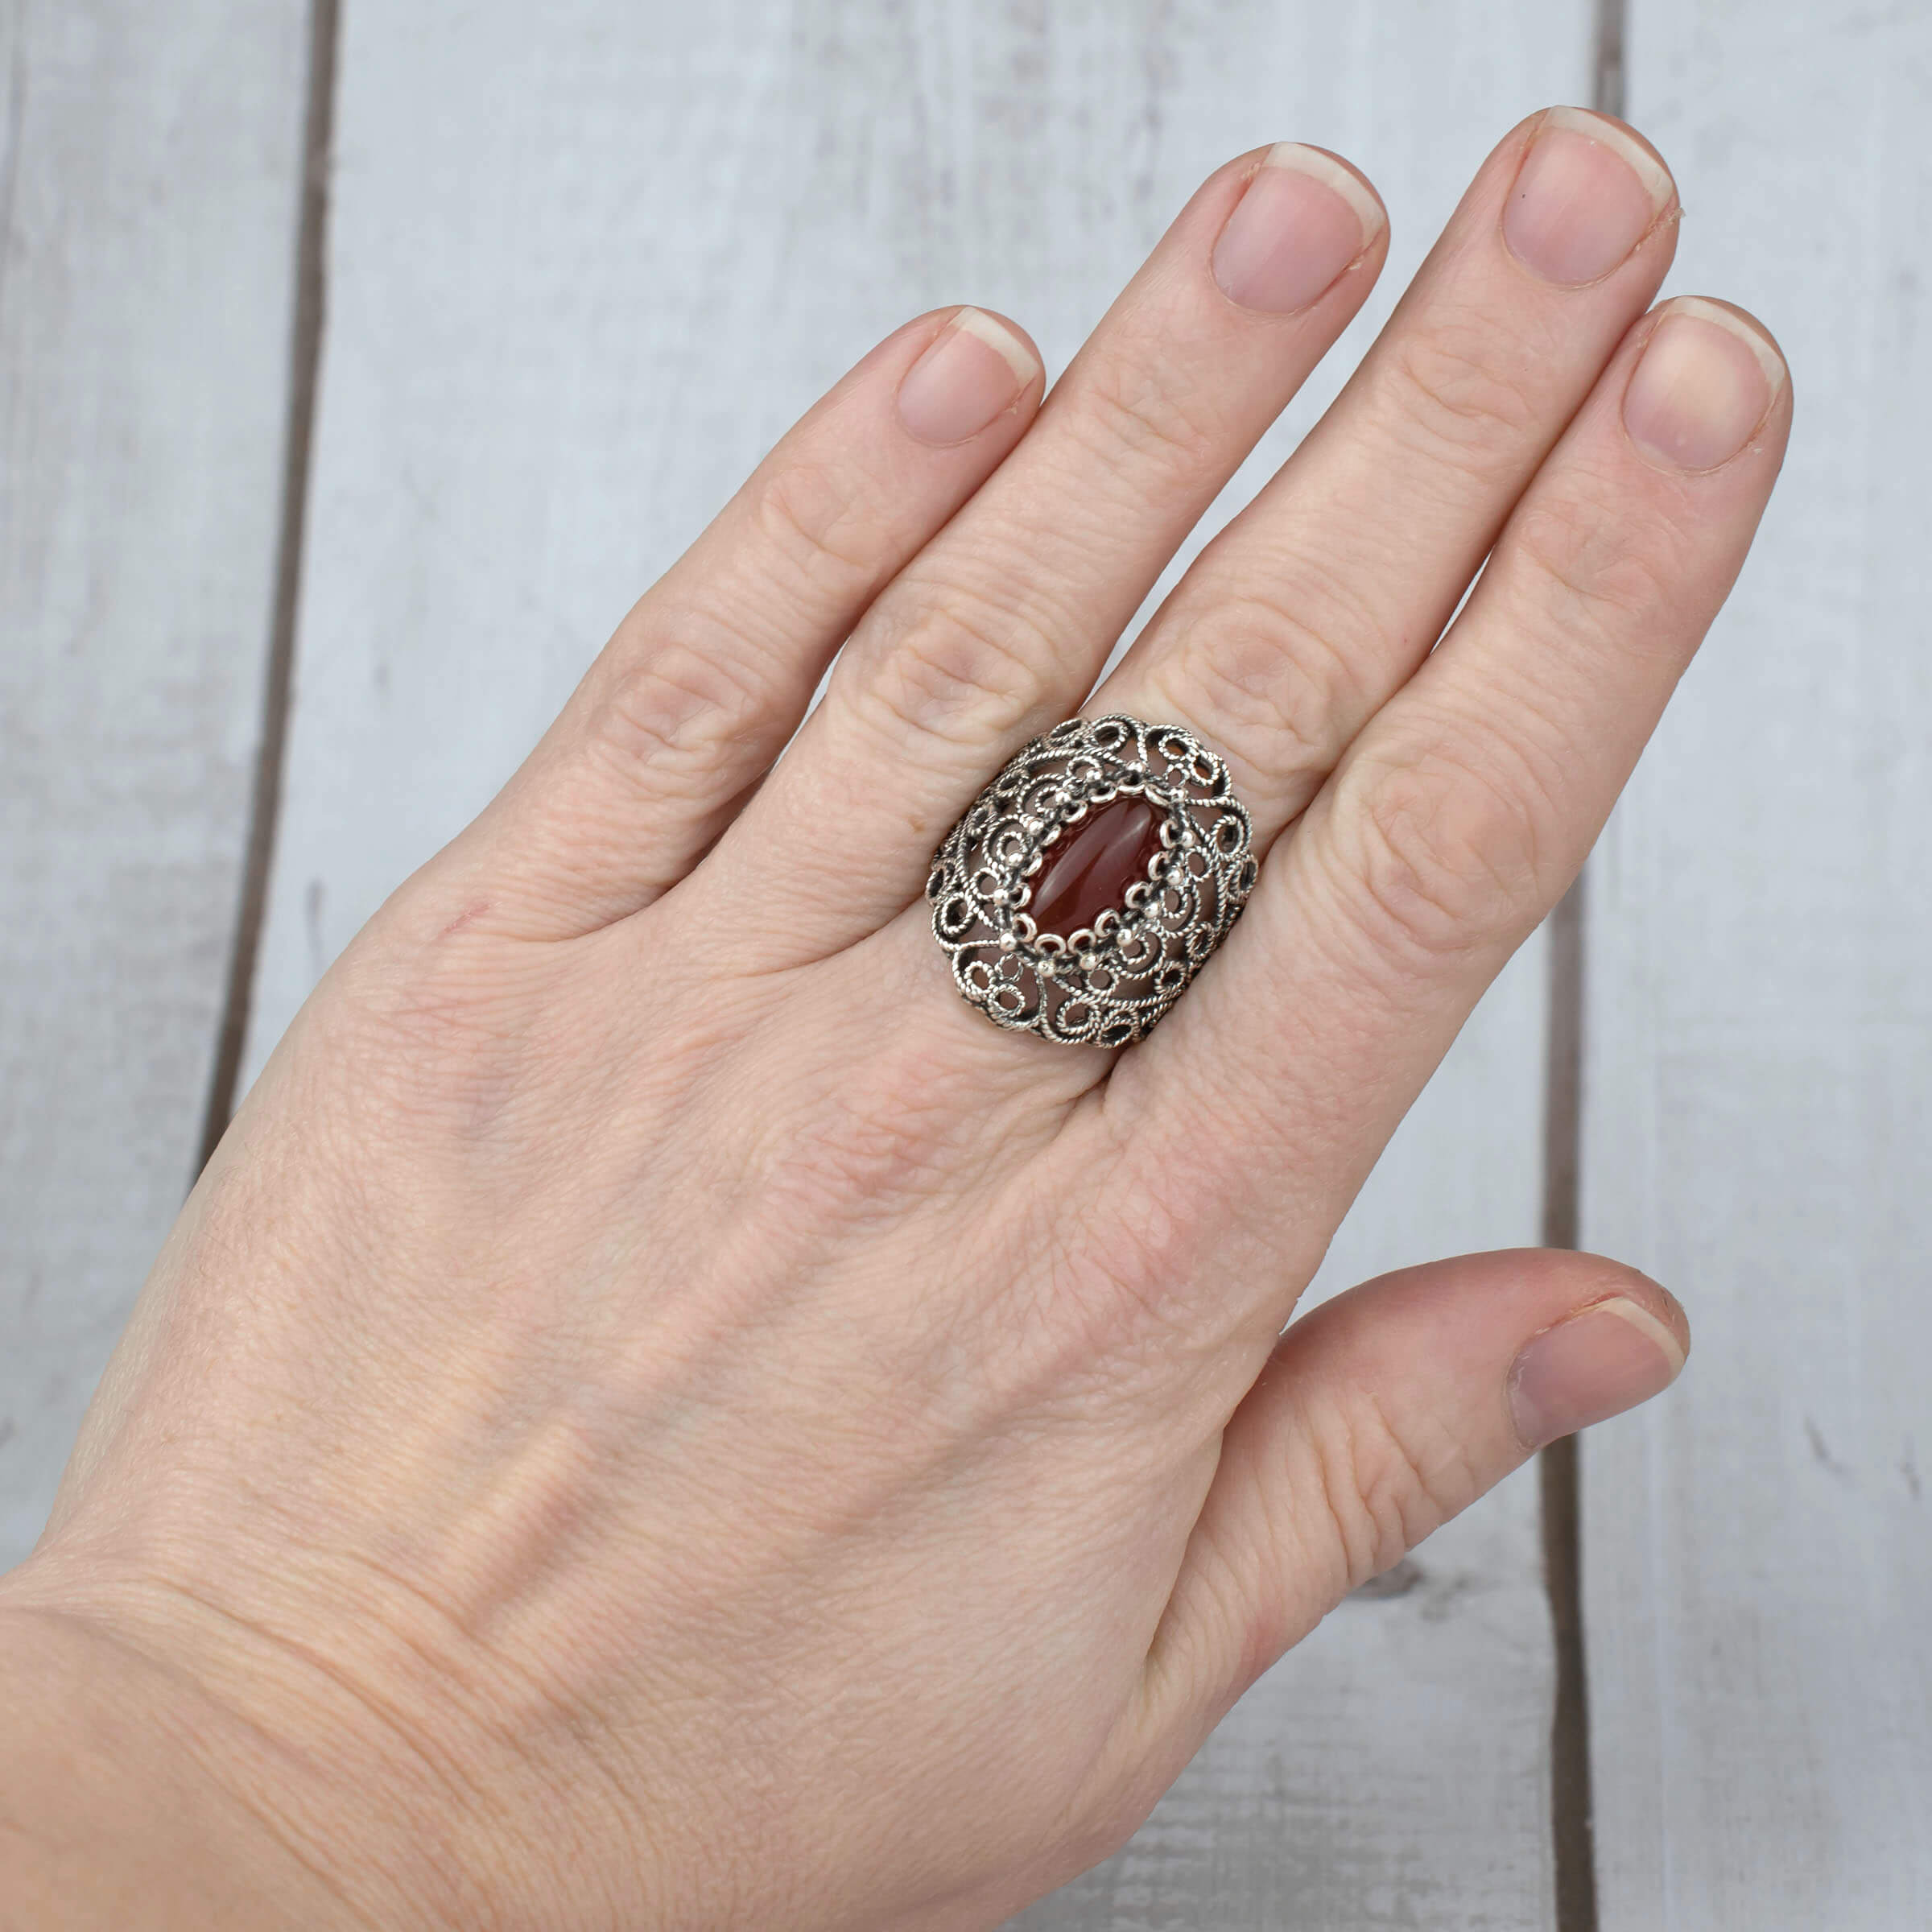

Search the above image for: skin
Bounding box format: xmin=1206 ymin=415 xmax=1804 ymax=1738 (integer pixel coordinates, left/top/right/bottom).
xmin=0 ymin=110 xmax=1785 ymax=1929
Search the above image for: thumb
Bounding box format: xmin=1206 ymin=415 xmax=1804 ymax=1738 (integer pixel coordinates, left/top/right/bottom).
xmin=1139 ymin=1249 xmax=1688 ymax=1745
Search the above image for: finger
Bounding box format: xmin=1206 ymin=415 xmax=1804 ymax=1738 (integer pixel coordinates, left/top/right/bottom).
xmin=737 ymin=111 xmax=1674 ymax=1104
xmin=435 ymin=305 xmax=1044 ymax=938
xmin=1107 ymin=295 xmax=1791 ymax=1304
xmin=695 ymin=143 xmax=1389 ymax=960
xmin=1091 ymin=106 xmax=1679 ymax=848
xmin=1135 ymin=1250 xmax=1688 ymax=1744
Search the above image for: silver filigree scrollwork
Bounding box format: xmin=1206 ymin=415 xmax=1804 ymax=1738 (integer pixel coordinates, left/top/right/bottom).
xmin=926 ymin=715 xmax=1257 ymax=1046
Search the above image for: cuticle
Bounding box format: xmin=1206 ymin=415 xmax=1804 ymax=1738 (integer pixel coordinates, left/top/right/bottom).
xmin=1506 ymin=1297 xmax=1617 ymax=1451
xmin=1517 ymin=1293 xmax=1633 ymax=1355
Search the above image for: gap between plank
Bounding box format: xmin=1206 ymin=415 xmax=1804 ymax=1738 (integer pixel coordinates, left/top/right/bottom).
xmin=1539 ymin=879 xmax=1595 ymax=1932
xmin=1542 ymin=13 xmax=1627 ymax=1929
xmin=196 ymin=0 xmax=341 ymax=1175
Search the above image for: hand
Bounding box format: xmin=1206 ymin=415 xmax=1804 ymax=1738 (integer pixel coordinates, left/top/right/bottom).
xmin=0 ymin=109 xmax=1784 ymax=1930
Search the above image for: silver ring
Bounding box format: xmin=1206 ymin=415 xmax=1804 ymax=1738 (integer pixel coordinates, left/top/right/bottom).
xmin=927 ymin=715 xmax=1257 ymax=1046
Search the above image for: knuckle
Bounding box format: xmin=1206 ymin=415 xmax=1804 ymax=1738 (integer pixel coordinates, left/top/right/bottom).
xmin=1510 ymin=486 xmax=1687 ymax=640
xmin=310 ymin=930 xmax=559 ymax=1144
xmin=1386 ymin=324 xmax=1546 ymax=458
xmin=1072 ymin=357 xmax=1225 ymax=482
xmin=752 ymin=1037 xmax=981 ymax=1224
xmin=749 ymin=456 xmax=883 ymax=605
xmin=857 ymin=575 xmax=1064 ymax=753
xmin=582 ymin=638 xmax=770 ymax=790
xmin=1330 ymin=733 xmax=1554 ymax=967
xmin=1146 ymin=570 xmax=1381 ymax=794
xmin=1301 ymin=1385 xmax=1481 ymax=1591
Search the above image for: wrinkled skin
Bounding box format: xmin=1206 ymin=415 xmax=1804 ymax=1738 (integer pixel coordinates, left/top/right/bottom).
xmin=0 ymin=111 xmax=1784 ymax=1930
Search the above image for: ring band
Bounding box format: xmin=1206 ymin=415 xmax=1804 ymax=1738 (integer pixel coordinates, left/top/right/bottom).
xmin=927 ymin=715 xmax=1257 ymax=1046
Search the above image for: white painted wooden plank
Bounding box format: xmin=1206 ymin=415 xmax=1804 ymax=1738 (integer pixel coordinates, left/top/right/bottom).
xmin=0 ymin=1 xmax=308 ymax=1568
xmin=1585 ymin=6 xmax=1932 ymax=1925
xmin=254 ymin=3 xmax=1585 ymax=1919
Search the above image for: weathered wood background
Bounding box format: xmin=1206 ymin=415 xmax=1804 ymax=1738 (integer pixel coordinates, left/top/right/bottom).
xmin=2 ymin=1 xmax=1925 ymax=1925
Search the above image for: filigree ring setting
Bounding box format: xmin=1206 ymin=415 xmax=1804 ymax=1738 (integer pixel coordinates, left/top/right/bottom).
xmin=926 ymin=715 xmax=1257 ymax=1046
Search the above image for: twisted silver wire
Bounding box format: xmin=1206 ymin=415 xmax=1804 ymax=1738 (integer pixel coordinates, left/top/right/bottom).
xmin=927 ymin=715 xmax=1257 ymax=1046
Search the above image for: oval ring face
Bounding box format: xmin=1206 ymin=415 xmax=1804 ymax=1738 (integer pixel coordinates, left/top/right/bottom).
xmin=926 ymin=715 xmax=1257 ymax=1046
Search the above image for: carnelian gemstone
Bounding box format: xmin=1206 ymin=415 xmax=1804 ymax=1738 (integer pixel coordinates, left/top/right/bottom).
xmin=1029 ymin=797 xmax=1166 ymax=939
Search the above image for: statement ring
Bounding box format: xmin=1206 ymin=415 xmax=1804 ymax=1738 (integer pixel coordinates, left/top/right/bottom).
xmin=927 ymin=715 xmax=1257 ymax=1046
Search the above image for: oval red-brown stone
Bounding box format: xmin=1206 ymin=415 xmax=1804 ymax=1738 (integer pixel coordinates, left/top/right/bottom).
xmin=1029 ymin=796 xmax=1166 ymax=939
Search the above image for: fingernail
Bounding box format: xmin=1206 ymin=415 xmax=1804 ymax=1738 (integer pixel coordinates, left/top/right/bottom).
xmin=1508 ymin=1297 xmax=1686 ymax=1449
xmin=1503 ymin=106 xmax=1674 ymax=286
xmin=1623 ymin=297 xmax=1785 ymax=471
xmin=1212 ymin=144 xmax=1384 ymax=315
xmin=896 ymin=308 xmax=1040 ymax=447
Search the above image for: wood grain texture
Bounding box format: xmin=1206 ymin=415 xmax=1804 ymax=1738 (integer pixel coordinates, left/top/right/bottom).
xmin=1584 ymin=4 xmax=1932 ymax=1924
xmin=248 ymin=6 xmax=1590 ymax=1922
xmin=0 ymin=0 xmax=308 ymax=1567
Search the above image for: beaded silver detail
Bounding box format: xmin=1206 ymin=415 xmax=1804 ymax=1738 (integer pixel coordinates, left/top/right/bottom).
xmin=927 ymin=715 xmax=1257 ymax=1046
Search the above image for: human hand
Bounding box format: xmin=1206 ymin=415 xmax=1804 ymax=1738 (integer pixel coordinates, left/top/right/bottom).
xmin=0 ymin=109 xmax=1785 ymax=1930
